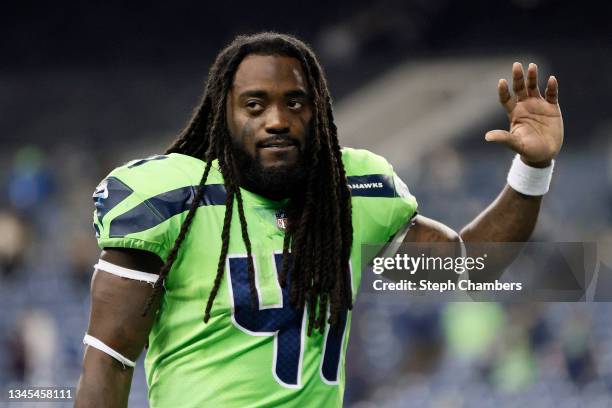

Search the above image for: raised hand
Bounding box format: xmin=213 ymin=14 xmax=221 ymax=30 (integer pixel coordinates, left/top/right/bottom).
xmin=485 ymin=62 xmax=563 ymax=167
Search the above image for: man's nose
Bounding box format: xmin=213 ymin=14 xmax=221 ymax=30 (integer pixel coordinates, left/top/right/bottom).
xmin=264 ymin=105 xmax=290 ymax=134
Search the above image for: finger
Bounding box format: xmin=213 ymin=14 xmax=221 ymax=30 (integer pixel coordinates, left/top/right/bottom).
xmin=526 ymin=63 xmax=541 ymax=98
xmin=498 ymin=78 xmax=516 ymax=113
xmin=544 ymin=75 xmax=558 ymax=104
xmin=485 ymin=130 xmax=523 ymax=153
xmin=512 ymin=62 xmax=528 ymax=101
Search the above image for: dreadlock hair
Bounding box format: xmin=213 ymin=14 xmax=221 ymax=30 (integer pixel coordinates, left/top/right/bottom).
xmin=141 ymin=32 xmax=353 ymax=335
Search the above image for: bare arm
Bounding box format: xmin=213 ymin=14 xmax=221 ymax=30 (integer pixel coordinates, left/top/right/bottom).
xmin=75 ymin=248 xmax=163 ymax=408
xmin=403 ymin=189 xmax=542 ymax=281
xmin=403 ymin=215 xmax=460 ymax=243
xmin=459 ymin=184 xmax=542 ymax=242
xmin=405 ymin=184 xmax=544 ymax=245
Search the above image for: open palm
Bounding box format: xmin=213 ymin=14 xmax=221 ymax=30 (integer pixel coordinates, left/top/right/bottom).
xmin=485 ymin=62 xmax=564 ymax=167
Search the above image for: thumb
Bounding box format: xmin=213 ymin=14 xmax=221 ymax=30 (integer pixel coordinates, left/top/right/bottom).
xmin=485 ymin=130 xmax=521 ymax=152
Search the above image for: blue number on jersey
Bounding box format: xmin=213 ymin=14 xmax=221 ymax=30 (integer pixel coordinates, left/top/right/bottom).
xmin=227 ymin=253 xmax=347 ymax=388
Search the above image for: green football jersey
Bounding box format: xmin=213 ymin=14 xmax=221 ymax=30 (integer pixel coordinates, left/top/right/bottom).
xmin=92 ymin=148 xmax=417 ymax=407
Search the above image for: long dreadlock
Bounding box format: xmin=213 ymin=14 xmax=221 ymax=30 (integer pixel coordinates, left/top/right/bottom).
xmin=141 ymin=32 xmax=353 ymax=335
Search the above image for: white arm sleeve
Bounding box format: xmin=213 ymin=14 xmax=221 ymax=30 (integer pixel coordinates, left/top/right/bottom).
xmin=94 ymin=259 xmax=159 ymax=284
xmin=83 ymin=334 xmax=136 ymax=368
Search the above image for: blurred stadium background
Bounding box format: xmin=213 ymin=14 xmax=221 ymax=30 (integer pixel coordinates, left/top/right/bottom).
xmin=1 ymin=1 xmax=612 ymax=406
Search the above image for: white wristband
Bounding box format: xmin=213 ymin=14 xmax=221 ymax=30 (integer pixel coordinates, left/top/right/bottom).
xmin=507 ymin=154 xmax=554 ymax=196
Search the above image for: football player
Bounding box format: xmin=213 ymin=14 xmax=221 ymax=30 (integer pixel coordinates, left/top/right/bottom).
xmin=75 ymin=32 xmax=562 ymax=407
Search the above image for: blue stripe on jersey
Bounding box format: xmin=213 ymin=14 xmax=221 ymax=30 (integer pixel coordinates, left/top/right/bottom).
xmin=93 ymin=223 xmax=101 ymax=238
xmin=127 ymin=155 xmax=168 ymax=168
xmin=108 ymin=175 xmax=397 ymax=237
xmin=347 ymin=175 xmax=395 ymax=197
xmin=94 ymin=177 xmax=133 ymax=227
xmin=109 ymin=184 xmax=226 ymax=237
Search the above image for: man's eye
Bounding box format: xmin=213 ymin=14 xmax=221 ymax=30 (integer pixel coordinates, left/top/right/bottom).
xmin=288 ymin=100 xmax=303 ymax=109
xmin=246 ymin=101 xmax=263 ymax=111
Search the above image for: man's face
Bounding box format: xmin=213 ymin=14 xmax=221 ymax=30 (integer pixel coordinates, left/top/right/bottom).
xmin=227 ymin=54 xmax=313 ymax=198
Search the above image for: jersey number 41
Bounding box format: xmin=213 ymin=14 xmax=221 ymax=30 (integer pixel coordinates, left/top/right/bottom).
xmin=227 ymin=253 xmax=348 ymax=388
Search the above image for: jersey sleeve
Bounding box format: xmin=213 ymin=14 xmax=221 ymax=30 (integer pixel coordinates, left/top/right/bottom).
xmin=387 ymin=171 xmax=418 ymax=239
xmin=342 ymin=147 xmax=418 ymax=244
xmin=91 ymin=158 xmax=187 ymax=262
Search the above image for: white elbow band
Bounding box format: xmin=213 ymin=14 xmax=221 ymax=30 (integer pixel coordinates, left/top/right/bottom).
xmin=507 ymin=154 xmax=554 ymax=196
xmin=94 ymin=259 xmax=159 ymax=284
xmin=83 ymin=334 xmax=136 ymax=368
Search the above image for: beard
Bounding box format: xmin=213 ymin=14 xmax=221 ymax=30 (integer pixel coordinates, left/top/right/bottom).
xmin=230 ymin=141 xmax=310 ymax=200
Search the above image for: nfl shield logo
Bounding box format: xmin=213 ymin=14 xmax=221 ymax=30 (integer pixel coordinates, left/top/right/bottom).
xmin=275 ymin=209 xmax=288 ymax=231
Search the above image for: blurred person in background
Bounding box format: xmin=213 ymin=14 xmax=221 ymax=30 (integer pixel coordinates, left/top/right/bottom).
xmin=7 ymin=146 xmax=54 ymax=217
xmin=4 ymin=310 xmax=59 ymax=386
xmin=0 ymin=210 xmax=28 ymax=279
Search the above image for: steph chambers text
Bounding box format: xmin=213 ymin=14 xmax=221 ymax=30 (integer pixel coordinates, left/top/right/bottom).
xmin=372 ymin=279 xmax=523 ymax=292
